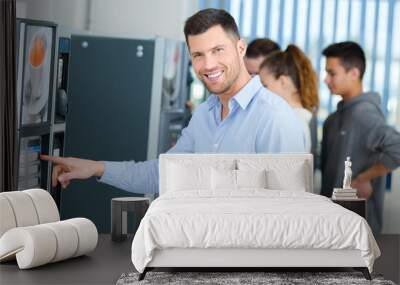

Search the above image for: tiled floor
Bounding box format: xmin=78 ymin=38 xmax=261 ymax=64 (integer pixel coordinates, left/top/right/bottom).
xmin=0 ymin=234 xmax=399 ymax=284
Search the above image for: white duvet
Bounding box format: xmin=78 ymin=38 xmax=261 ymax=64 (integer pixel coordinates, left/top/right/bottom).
xmin=131 ymin=190 xmax=380 ymax=273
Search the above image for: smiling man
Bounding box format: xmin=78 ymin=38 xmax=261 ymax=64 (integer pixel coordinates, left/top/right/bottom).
xmin=41 ymin=9 xmax=305 ymax=194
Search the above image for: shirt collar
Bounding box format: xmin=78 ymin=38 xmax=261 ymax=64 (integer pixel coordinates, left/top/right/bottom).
xmin=206 ymin=75 xmax=263 ymax=110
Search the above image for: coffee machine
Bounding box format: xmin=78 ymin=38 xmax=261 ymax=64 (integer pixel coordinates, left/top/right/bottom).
xmin=61 ymin=35 xmax=190 ymax=232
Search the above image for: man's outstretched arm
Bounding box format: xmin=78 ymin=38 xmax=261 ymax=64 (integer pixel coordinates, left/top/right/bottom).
xmin=41 ymin=119 xmax=196 ymax=194
xmin=41 ymin=154 xmax=159 ymax=194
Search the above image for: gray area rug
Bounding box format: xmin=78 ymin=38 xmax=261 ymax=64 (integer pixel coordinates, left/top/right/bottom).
xmin=116 ymin=271 xmax=396 ymax=285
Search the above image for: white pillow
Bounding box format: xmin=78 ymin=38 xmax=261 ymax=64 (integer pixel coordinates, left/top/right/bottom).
xmin=211 ymin=168 xmax=236 ymax=190
xmin=166 ymin=158 xmax=237 ymax=192
xmin=266 ymin=166 xmax=306 ymax=191
xmin=236 ymin=169 xmax=267 ymax=189
xmin=238 ymin=159 xmax=307 ymax=191
xmin=211 ymin=169 xmax=267 ymax=190
xmin=167 ymin=162 xmax=211 ymax=191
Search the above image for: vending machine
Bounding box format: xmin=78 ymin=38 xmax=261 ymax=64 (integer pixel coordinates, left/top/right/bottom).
xmin=61 ymin=35 xmax=190 ymax=232
xmin=15 ymin=19 xmax=58 ymax=194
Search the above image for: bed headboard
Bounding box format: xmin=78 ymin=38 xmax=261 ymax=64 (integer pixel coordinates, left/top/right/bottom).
xmin=159 ymin=153 xmax=313 ymax=195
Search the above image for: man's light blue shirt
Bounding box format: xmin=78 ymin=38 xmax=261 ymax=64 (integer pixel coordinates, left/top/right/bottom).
xmin=100 ymin=76 xmax=306 ymax=194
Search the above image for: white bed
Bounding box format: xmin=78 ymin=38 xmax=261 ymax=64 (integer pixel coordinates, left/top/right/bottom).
xmin=131 ymin=154 xmax=380 ymax=280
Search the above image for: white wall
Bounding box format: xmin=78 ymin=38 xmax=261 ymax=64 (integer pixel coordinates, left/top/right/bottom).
xmin=16 ymin=1 xmax=27 ymax=18
xmin=88 ymin=0 xmax=196 ymax=40
xmin=16 ymin=0 xmax=89 ymax=32
xmin=16 ymin=0 xmax=197 ymax=40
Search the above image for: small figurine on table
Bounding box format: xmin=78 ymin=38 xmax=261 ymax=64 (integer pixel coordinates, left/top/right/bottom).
xmin=332 ymin=157 xmax=358 ymax=199
xmin=343 ymin=156 xmax=352 ymax=189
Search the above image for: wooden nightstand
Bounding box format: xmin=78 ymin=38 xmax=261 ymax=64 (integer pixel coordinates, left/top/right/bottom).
xmin=332 ymin=198 xmax=366 ymax=218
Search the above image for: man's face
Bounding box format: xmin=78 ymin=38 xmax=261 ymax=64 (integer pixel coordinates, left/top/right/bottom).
xmin=324 ymin=57 xmax=358 ymax=95
xmin=244 ymin=56 xmax=265 ymax=76
xmin=187 ymin=25 xmax=246 ymax=95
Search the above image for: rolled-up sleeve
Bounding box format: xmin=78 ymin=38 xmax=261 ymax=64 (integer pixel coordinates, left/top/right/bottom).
xmin=99 ymin=159 xmax=159 ymax=194
xmin=366 ymin=123 xmax=400 ymax=170
xmin=354 ymin=105 xmax=400 ymax=170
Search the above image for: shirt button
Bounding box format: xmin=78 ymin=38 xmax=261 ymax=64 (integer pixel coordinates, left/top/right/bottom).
xmin=214 ymin=143 xmax=218 ymax=148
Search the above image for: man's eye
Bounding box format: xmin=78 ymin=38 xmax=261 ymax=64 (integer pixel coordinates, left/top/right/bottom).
xmin=216 ymin=48 xmax=223 ymax=52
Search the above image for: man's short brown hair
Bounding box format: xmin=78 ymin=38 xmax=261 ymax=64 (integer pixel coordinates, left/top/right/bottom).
xmin=184 ymin=9 xmax=240 ymax=43
xmin=246 ymin=38 xmax=281 ymax=58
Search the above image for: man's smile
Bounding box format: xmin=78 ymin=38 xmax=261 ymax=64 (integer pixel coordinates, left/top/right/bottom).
xmin=204 ymin=70 xmax=224 ymax=82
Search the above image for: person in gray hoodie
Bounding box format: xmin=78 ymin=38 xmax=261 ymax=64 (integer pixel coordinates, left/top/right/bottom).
xmin=321 ymin=41 xmax=400 ymax=234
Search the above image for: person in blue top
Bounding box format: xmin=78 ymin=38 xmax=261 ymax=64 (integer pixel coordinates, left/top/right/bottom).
xmin=41 ymin=9 xmax=306 ymax=194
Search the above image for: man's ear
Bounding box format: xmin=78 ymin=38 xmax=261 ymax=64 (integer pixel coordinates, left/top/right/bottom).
xmin=349 ymin=67 xmax=361 ymax=81
xmin=237 ymin=38 xmax=247 ymax=57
